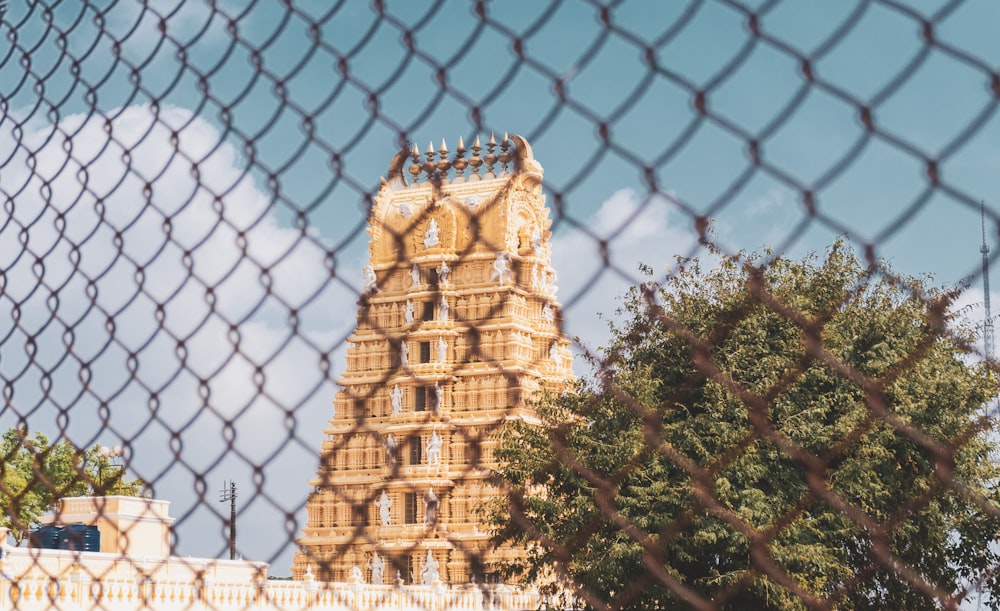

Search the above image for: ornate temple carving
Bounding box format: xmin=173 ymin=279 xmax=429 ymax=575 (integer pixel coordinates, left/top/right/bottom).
xmin=293 ymin=134 xmax=573 ymax=584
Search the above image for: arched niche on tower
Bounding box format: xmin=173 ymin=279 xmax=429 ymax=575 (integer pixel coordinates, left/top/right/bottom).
xmin=453 ymin=202 xmax=493 ymax=255
xmin=507 ymin=187 xmax=549 ymax=257
xmin=406 ymin=202 xmax=457 ymax=257
xmin=460 ymin=197 xmax=509 ymax=254
xmin=368 ymin=193 xmax=410 ymax=267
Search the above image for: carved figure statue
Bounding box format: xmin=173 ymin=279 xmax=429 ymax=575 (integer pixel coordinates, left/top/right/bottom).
xmin=433 ymin=382 xmax=443 ymax=413
xmin=438 ymin=296 xmax=449 ymax=321
xmin=385 ymin=435 xmax=398 ymax=467
xmin=398 ymin=202 xmax=412 ymax=219
xmin=546 ymin=269 xmax=558 ymax=296
xmin=531 ymin=226 xmax=543 ymax=256
xmin=490 ymin=252 xmax=511 ymax=284
xmin=390 ymin=384 xmax=403 ymax=415
xmin=424 ymin=488 xmax=439 ymax=526
xmin=542 ymin=303 xmax=554 ymax=324
xmin=550 ymin=342 xmax=562 ymax=370
xmin=370 ymin=553 xmax=385 ymax=584
xmin=410 ymin=264 xmax=421 ymax=287
xmin=405 ymin=300 xmax=414 ymax=324
xmin=437 ymin=336 xmax=447 ymax=364
xmin=424 ymin=219 xmax=440 ymax=248
xmin=437 ymin=260 xmax=451 ymax=285
xmin=426 ymin=431 xmax=443 ymax=465
xmin=350 ymin=565 xmax=363 ymax=582
xmin=531 ymin=264 xmax=540 ymax=288
xmin=420 ymin=549 xmax=440 ymax=585
xmin=400 ymin=341 xmax=409 ymax=366
xmin=376 ymin=490 xmax=392 ymax=526
xmin=362 ymin=264 xmax=377 ymax=293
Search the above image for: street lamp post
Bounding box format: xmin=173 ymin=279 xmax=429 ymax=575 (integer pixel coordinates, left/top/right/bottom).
xmin=218 ymin=481 xmax=237 ymax=560
xmin=95 ymin=445 xmax=124 ymax=494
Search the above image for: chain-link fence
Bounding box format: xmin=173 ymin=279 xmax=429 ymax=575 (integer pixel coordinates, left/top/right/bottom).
xmin=2 ymin=0 xmax=1000 ymax=609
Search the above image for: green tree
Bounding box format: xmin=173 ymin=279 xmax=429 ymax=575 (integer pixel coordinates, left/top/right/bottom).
xmin=490 ymin=242 xmax=1000 ymax=610
xmin=0 ymin=429 xmax=145 ymax=544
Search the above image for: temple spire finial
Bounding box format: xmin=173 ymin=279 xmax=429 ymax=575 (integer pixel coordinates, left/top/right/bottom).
xmin=469 ymin=135 xmax=482 ymax=181
xmin=436 ymin=139 xmax=451 ymax=184
xmin=422 ymin=142 xmax=436 ymax=181
xmin=499 ymin=133 xmax=511 ymax=175
xmin=484 ymin=133 xmax=498 ymax=178
xmin=408 ymin=143 xmax=422 ymax=182
xmin=453 ymin=136 xmax=467 ymax=183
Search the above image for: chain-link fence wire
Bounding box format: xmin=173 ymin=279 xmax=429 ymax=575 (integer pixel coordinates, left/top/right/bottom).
xmin=2 ymin=0 xmax=1000 ymax=608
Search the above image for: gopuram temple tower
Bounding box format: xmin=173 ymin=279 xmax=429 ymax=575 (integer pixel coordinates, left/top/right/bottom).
xmin=292 ymin=134 xmax=574 ymax=585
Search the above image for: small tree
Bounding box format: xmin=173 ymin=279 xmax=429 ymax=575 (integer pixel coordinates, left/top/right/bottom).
xmin=490 ymin=241 xmax=1000 ymax=610
xmin=0 ymin=428 xmax=145 ymax=543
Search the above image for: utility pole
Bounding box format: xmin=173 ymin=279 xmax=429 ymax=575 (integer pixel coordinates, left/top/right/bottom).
xmin=219 ymin=481 xmax=237 ymax=560
xmin=979 ymin=203 xmax=998 ymax=611
xmin=96 ymin=444 xmax=125 ymax=495
xmin=981 ymin=202 xmax=994 ymax=361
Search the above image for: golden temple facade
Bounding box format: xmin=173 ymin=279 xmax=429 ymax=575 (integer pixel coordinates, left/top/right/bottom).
xmin=292 ymin=134 xmax=573 ymax=585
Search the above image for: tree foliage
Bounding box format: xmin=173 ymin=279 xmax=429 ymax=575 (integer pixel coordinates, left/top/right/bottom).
xmin=490 ymin=242 xmax=1000 ymax=610
xmin=0 ymin=428 xmax=145 ymax=543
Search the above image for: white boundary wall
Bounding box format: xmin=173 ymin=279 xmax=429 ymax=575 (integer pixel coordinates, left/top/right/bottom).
xmin=0 ymin=547 xmax=539 ymax=611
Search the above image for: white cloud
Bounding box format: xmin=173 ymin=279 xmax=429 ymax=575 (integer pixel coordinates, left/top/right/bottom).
xmin=742 ymin=186 xmax=792 ymax=217
xmin=0 ymin=103 xmax=360 ymax=567
xmin=103 ymin=1 xmax=234 ymax=59
xmin=551 ymin=188 xmax=702 ymax=363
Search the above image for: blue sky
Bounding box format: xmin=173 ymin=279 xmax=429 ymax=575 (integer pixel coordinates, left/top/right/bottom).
xmin=2 ymin=0 xmax=1000 ymax=580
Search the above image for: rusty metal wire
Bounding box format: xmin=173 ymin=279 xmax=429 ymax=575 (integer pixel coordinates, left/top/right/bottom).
xmin=2 ymin=0 xmax=1000 ymax=609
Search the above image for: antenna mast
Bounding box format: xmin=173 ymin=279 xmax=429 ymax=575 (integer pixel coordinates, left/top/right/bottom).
xmin=982 ymin=202 xmax=994 ymax=361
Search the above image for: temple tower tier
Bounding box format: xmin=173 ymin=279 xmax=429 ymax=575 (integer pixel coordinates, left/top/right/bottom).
xmin=292 ymin=134 xmax=573 ymax=585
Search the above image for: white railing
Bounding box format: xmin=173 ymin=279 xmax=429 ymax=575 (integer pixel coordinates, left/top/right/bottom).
xmin=0 ymin=547 xmax=540 ymax=611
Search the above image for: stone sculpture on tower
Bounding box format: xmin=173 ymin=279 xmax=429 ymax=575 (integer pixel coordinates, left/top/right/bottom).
xmin=292 ymin=134 xmax=574 ymax=585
